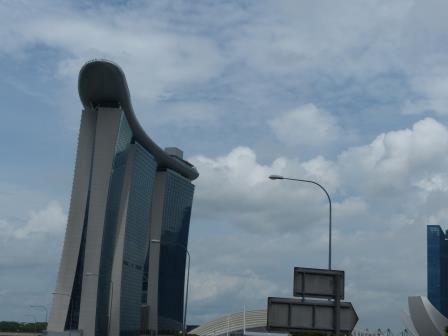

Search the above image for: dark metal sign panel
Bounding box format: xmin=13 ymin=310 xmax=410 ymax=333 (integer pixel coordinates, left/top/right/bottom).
xmin=293 ymin=267 xmax=345 ymax=299
xmin=267 ymin=297 xmax=358 ymax=333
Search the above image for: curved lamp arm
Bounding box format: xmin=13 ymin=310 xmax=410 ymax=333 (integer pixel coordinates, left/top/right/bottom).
xmin=269 ymin=175 xmax=332 ymax=270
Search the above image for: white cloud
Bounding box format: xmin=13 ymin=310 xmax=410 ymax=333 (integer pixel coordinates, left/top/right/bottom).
xmin=2 ymin=0 xmax=448 ymax=121
xmin=0 ymin=219 xmax=15 ymax=239
xmin=190 ymin=269 xmax=280 ymax=304
xmin=398 ymin=0 xmax=448 ymax=114
xmin=187 ymin=117 xmax=448 ymax=328
xmin=153 ymin=101 xmax=219 ymax=127
xmin=414 ymin=174 xmax=448 ymax=192
xmin=0 ymin=201 xmax=66 ymax=241
xmin=13 ymin=201 xmax=66 ymax=239
xmin=3 ymin=0 xmax=448 ymax=329
xmin=0 ymin=1 xmax=225 ymax=103
xmin=230 ymin=0 xmax=410 ymax=78
xmin=228 ymin=0 xmax=448 ymax=116
xmin=338 ymin=117 xmax=448 ymax=195
xmin=405 ymin=75 xmax=448 ymax=115
xmin=0 ymin=200 xmax=67 ymax=320
xmin=334 ymin=197 xmax=367 ymax=220
xmin=268 ymin=104 xmax=342 ymax=147
xmin=190 ymin=146 xmax=340 ymax=234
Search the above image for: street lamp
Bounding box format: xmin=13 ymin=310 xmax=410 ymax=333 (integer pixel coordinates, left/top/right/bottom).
xmin=30 ymin=305 xmax=48 ymax=323
xmin=269 ymin=174 xmax=333 ymax=270
xmin=151 ymin=239 xmax=190 ymax=336
xmin=84 ymin=272 xmax=113 ymax=336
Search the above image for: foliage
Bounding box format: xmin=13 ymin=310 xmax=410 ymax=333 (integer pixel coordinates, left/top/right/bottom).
xmin=290 ymin=332 xmax=329 ymax=336
xmin=290 ymin=332 xmax=349 ymax=336
xmin=0 ymin=321 xmax=47 ymax=332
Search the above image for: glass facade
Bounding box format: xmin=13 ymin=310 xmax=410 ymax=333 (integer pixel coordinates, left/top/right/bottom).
xmin=120 ymin=143 xmax=157 ymax=336
xmin=96 ymin=113 xmax=134 ymax=336
xmin=94 ymin=114 xmax=158 ymax=336
xmin=57 ymin=109 xmax=195 ymax=336
xmin=158 ymin=169 xmax=195 ymax=333
xmin=427 ymin=225 xmax=448 ymax=317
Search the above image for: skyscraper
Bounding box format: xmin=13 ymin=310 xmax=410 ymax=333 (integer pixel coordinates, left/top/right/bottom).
xmin=427 ymin=225 xmax=448 ymax=318
xmin=47 ymin=60 xmax=198 ymax=336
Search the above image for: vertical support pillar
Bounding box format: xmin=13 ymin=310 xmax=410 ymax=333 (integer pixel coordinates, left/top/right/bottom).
xmin=48 ymin=108 xmax=97 ymax=332
xmin=109 ymin=145 xmax=137 ymax=336
xmin=78 ymin=108 xmax=123 ymax=336
xmin=334 ymin=274 xmax=341 ymax=336
xmin=147 ymin=173 xmax=168 ymax=334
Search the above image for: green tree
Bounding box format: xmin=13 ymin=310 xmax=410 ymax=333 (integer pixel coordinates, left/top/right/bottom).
xmin=0 ymin=321 xmax=47 ymax=332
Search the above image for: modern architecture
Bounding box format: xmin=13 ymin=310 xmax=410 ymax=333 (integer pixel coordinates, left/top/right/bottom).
xmin=402 ymin=296 xmax=448 ymax=336
xmin=427 ymin=225 xmax=448 ymax=318
xmin=188 ymin=309 xmax=268 ymax=336
xmin=47 ymin=60 xmax=198 ymax=336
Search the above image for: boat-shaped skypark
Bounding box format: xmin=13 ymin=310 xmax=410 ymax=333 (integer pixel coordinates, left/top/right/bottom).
xmin=48 ymin=60 xmax=198 ymax=336
xmin=79 ymin=60 xmax=199 ymax=180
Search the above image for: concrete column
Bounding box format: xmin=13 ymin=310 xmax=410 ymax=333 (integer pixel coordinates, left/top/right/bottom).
xmin=147 ymin=172 xmax=168 ymax=334
xmin=48 ymin=108 xmax=97 ymax=332
xmin=78 ymin=108 xmax=122 ymax=336
xmin=109 ymin=145 xmax=136 ymax=336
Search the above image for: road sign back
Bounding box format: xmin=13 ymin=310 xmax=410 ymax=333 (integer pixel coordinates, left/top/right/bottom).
xmin=294 ymin=267 xmax=344 ymax=299
xmin=267 ymin=297 xmax=358 ymax=334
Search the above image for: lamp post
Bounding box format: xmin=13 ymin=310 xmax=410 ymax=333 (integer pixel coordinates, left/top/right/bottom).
xmin=269 ymin=174 xmax=333 ymax=270
xmin=151 ymin=239 xmax=190 ymax=336
xmin=84 ymin=272 xmax=113 ymax=336
xmin=30 ymin=305 xmax=48 ymax=324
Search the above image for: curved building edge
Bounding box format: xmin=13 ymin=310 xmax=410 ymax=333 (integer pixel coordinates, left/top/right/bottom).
xmin=189 ymin=309 xmax=267 ymax=336
xmin=78 ymin=59 xmax=199 ymax=180
xmin=404 ymin=296 xmax=448 ymax=336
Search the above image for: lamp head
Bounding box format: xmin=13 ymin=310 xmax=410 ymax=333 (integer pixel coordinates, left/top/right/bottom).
xmin=269 ymin=175 xmax=284 ymax=180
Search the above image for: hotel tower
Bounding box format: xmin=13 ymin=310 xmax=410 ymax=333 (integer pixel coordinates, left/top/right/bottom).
xmin=47 ymin=60 xmax=198 ymax=336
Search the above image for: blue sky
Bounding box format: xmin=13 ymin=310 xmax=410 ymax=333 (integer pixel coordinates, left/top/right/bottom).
xmin=2 ymin=0 xmax=448 ymax=331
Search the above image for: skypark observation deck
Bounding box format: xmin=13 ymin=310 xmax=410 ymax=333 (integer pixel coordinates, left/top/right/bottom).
xmin=78 ymin=60 xmax=198 ymax=180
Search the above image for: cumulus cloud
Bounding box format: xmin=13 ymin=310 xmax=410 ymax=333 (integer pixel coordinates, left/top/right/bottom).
xmin=190 ymin=146 xmax=339 ymax=234
xmin=153 ymin=101 xmax=220 ymax=127
xmin=404 ymin=75 xmax=448 ymax=115
xmin=0 ymin=201 xmax=66 ymax=242
xmin=13 ymin=201 xmax=66 ymax=239
xmin=3 ymin=0 xmax=448 ymax=330
xmin=188 ymin=267 xmax=287 ymax=323
xmin=268 ymin=104 xmax=342 ymax=147
xmin=0 ymin=0 xmax=225 ymax=129
xmin=338 ymin=118 xmax=448 ymax=195
xmin=398 ymin=0 xmax=448 ymax=114
xmin=0 ymin=117 xmax=445 ymax=328
xmin=231 ymin=0 xmax=409 ymax=77
xmin=190 ymin=269 xmax=280 ymax=304
xmin=0 ymin=200 xmax=67 ymax=320
xmin=187 ymin=117 xmax=448 ymax=328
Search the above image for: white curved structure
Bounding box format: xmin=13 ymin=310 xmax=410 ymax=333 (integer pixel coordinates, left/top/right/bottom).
xmin=400 ymin=310 xmax=419 ymax=336
xmin=189 ymin=310 xmax=267 ymax=336
xmin=404 ymin=296 xmax=448 ymax=336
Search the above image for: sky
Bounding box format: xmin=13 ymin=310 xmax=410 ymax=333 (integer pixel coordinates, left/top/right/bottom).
xmin=1 ymin=0 xmax=448 ymax=332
